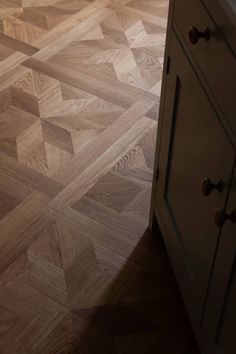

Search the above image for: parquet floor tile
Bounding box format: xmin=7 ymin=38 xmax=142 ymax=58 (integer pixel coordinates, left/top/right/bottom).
xmin=0 ymin=0 xmax=200 ymax=353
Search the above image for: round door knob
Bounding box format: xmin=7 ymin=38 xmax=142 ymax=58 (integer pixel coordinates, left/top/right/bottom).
xmin=214 ymin=209 xmax=236 ymax=227
xmin=201 ymin=178 xmax=223 ymax=196
xmin=188 ymin=26 xmax=210 ymax=44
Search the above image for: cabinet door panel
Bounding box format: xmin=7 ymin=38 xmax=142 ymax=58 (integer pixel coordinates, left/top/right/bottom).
xmin=202 ymin=166 xmax=236 ymax=354
xmin=156 ymin=31 xmax=235 ymax=325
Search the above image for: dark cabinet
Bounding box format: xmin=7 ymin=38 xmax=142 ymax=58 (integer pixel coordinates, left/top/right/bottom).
xmin=201 ymin=166 xmax=236 ymax=354
xmin=156 ymin=31 xmax=235 ymax=326
xmin=150 ymin=1 xmax=236 ymax=353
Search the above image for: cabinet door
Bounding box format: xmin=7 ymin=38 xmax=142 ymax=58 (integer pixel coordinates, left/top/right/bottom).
xmin=156 ymin=31 xmax=235 ymax=325
xmin=201 ymin=165 xmax=236 ymax=354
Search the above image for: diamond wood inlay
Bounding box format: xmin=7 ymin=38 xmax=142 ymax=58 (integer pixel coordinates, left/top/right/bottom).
xmin=0 ymin=0 xmax=200 ymax=353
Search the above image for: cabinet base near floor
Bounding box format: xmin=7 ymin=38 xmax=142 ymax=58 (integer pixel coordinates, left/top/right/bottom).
xmin=149 ymin=2 xmax=236 ymax=353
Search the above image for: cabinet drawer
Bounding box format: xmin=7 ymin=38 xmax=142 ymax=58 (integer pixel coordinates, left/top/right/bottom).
xmin=173 ymin=0 xmax=236 ymax=138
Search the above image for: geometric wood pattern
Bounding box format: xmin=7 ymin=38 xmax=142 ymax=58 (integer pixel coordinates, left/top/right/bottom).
xmin=0 ymin=0 xmax=200 ymax=352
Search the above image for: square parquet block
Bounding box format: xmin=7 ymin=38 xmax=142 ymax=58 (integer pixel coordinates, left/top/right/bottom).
xmin=85 ymin=172 xmax=142 ymax=213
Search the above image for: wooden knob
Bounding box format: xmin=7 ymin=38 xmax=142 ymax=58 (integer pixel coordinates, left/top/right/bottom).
xmin=201 ymin=178 xmax=223 ymax=196
xmin=214 ymin=209 xmax=236 ymax=227
xmin=188 ymin=26 xmax=210 ymax=44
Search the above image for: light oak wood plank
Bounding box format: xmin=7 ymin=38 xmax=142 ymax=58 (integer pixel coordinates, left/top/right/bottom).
xmin=0 ymin=1 xmax=198 ymax=352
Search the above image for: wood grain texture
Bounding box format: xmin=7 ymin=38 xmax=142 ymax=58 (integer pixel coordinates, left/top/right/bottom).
xmin=0 ymin=0 xmax=200 ymax=353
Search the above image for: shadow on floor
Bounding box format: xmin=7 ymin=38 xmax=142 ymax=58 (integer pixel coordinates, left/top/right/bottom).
xmin=70 ymin=227 xmax=200 ymax=354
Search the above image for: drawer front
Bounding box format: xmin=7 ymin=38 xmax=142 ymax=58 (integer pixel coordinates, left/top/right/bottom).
xmin=173 ymin=0 xmax=236 ymax=139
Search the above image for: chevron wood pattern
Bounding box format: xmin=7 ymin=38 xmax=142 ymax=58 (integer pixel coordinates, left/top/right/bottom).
xmin=0 ymin=0 xmax=200 ymax=353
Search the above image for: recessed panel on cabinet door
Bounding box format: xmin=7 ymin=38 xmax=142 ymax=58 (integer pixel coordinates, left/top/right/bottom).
xmin=156 ymin=31 xmax=235 ymax=326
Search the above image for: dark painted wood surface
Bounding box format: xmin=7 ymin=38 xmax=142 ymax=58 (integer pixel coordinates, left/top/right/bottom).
xmin=201 ymin=164 xmax=236 ymax=354
xmin=155 ymin=30 xmax=235 ymax=326
xmin=174 ymin=0 xmax=236 ymax=138
xmin=150 ymin=1 xmax=236 ymax=353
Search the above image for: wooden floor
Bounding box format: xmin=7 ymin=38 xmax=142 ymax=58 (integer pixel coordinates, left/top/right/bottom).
xmin=0 ymin=0 xmax=200 ymax=353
